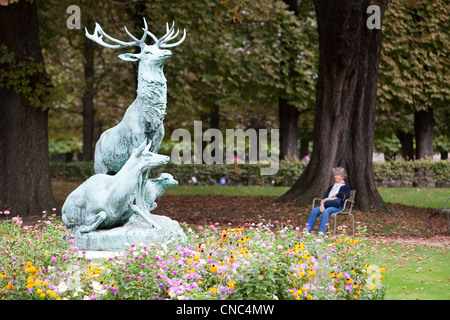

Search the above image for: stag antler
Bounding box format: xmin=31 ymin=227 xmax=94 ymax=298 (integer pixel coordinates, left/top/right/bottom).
xmin=143 ymin=21 xmax=186 ymax=49
xmin=85 ymin=17 xmax=150 ymax=49
xmin=86 ymin=18 xmax=186 ymax=50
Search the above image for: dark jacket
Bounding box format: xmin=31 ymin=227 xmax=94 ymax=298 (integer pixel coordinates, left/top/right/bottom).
xmin=324 ymin=184 xmax=351 ymax=207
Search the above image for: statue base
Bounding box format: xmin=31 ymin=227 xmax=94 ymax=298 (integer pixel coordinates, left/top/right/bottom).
xmin=74 ymin=214 xmax=187 ymax=251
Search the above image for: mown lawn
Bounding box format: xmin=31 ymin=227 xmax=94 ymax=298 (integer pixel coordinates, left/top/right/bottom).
xmin=165 ymin=185 xmax=449 ymax=209
xmin=368 ymin=241 xmax=449 ymax=300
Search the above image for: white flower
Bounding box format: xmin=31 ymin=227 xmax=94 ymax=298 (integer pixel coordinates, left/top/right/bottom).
xmin=58 ymin=282 xmax=68 ymax=293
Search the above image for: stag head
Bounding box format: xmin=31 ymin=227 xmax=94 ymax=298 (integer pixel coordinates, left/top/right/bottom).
xmin=85 ymin=18 xmax=186 ymax=69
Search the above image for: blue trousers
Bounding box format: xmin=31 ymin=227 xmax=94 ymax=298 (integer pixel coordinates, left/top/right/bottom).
xmin=306 ymin=206 xmax=342 ymax=233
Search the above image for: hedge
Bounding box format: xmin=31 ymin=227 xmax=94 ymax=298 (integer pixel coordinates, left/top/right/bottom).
xmin=50 ymin=159 xmax=450 ymax=187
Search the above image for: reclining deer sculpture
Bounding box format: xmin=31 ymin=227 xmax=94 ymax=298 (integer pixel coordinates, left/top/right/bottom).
xmin=62 ymin=141 xmax=170 ymax=234
xmin=85 ymin=18 xmax=186 ymax=212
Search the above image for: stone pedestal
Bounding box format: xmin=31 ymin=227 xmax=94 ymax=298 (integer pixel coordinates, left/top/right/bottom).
xmin=74 ymin=214 xmax=186 ymax=251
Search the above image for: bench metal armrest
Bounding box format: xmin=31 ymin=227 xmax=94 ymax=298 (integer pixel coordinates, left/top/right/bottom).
xmin=312 ymin=198 xmax=322 ymax=209
xmin=339 ymin=198 xmax=355 ymax=215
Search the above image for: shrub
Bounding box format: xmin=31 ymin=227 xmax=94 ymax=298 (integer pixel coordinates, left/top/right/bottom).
xmin=50 ymin=159 xmax=450 ymax=187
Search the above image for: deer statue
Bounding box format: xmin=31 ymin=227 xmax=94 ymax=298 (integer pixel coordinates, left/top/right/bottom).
xmin=85 ymin=18 xmax=186 ymax=212
xmin=62 ymin=140 xmax=170 ymax=234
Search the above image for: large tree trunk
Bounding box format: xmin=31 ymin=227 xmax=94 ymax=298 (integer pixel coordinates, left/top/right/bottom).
xmin=278 ymin=97 xmax=300 ymax=160
xmin=278 ymin=0 xmax=301 ymax=161
xmin=396 ymin=130 xmax=415 ymax=160
xmin=414 ymin=108 xmax=435 ymax=159
xmin=0 ymin=0 xmax=55 ymax=216
xmin=279 ymin=0 xmax=393 ymax=214
xmin=82 ymin=24 xmax=96 ymax=161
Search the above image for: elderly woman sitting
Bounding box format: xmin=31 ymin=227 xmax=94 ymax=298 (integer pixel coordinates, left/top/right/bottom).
xmin=305 ymin=167 xmax=351 ymax=235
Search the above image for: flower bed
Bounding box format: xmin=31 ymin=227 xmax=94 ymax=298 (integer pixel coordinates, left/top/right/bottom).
xmin=0 ymin=214 xmax=386 ymax=300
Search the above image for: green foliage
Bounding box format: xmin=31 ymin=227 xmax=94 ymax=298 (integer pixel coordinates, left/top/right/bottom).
xmin=48 ymin=138 xmax=82 ymax=157
xmin=50 ymin=161 xmax=94 ymax=181
xmin=0 ymin=44 xmax=53 ymax=110
xmin=374 ymin=160 xmax=450 ymax=185
xmin=49 ymin=159 xmax=450 ymax=187
xmin=379 ymin=0 xmax=449 ymax=110
xmin=376 ymin=0 xmax=450 ymax=146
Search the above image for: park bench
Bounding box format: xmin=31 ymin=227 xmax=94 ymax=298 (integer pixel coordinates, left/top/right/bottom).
xmin=440 ymin=197 xmax=450 ymax=234
xmin=313 ymin=190 xmax=356 ymax=236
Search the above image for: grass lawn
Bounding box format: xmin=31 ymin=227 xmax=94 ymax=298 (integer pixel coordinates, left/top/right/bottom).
xmin=165 ymin=185 xmax=449 ymax=209
xmin=378 ymin=187 xmax=450 ymax=209
xmin=164 ymin=185 xmax=290 ymax=197
xmin=368 ymin=241 xmax=449 ymax=300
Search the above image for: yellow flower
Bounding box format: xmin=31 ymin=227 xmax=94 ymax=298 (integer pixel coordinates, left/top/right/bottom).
xmin=210 ymin=265 xmax=217 ymax=273
xmin=37 ymin=289 xmax=43 ymax=294
xmin=5 ymin=282 xmax=12 ymax=290
xmin=307 ymin=295 xmax=312 ymax=300
xmin=0 ymin=273 xmax=6 ymax=279
xmin=43 ymin=281 xmax=49 ymax=287
xmin=40 ymin=293 xmax=45 ymax=298
xmin=354 ymin=295 xmax=359 ymax=300
xmin=210 ymin=287 xmax=217 ymax=294
xmin=229 ymin=280 xmax=236 ymax=290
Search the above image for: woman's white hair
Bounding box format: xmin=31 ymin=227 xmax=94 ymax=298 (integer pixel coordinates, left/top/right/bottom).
xmin=332 ymin=167 xmax=347 ymax=179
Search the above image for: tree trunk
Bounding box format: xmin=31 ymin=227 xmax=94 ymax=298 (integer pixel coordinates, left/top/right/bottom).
xmin=300 ymin=138 xmax=310 ymax=159
xmin=0 ymin=0 xmax=55 ymax=216
xmin=279 ymin=97 xmax=300 ymax=160
xmin=82 ymin=25 xmax=96 ymax=161
xmin=278 ymin=0 xmax=301 ymax=161
xmin=279 ymin=0 xmax=393 ymax=214
xmin=414 ymin=108 xmax=435 ymax=159
xmin=396 ymin=130 xmax=415 ymax=160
